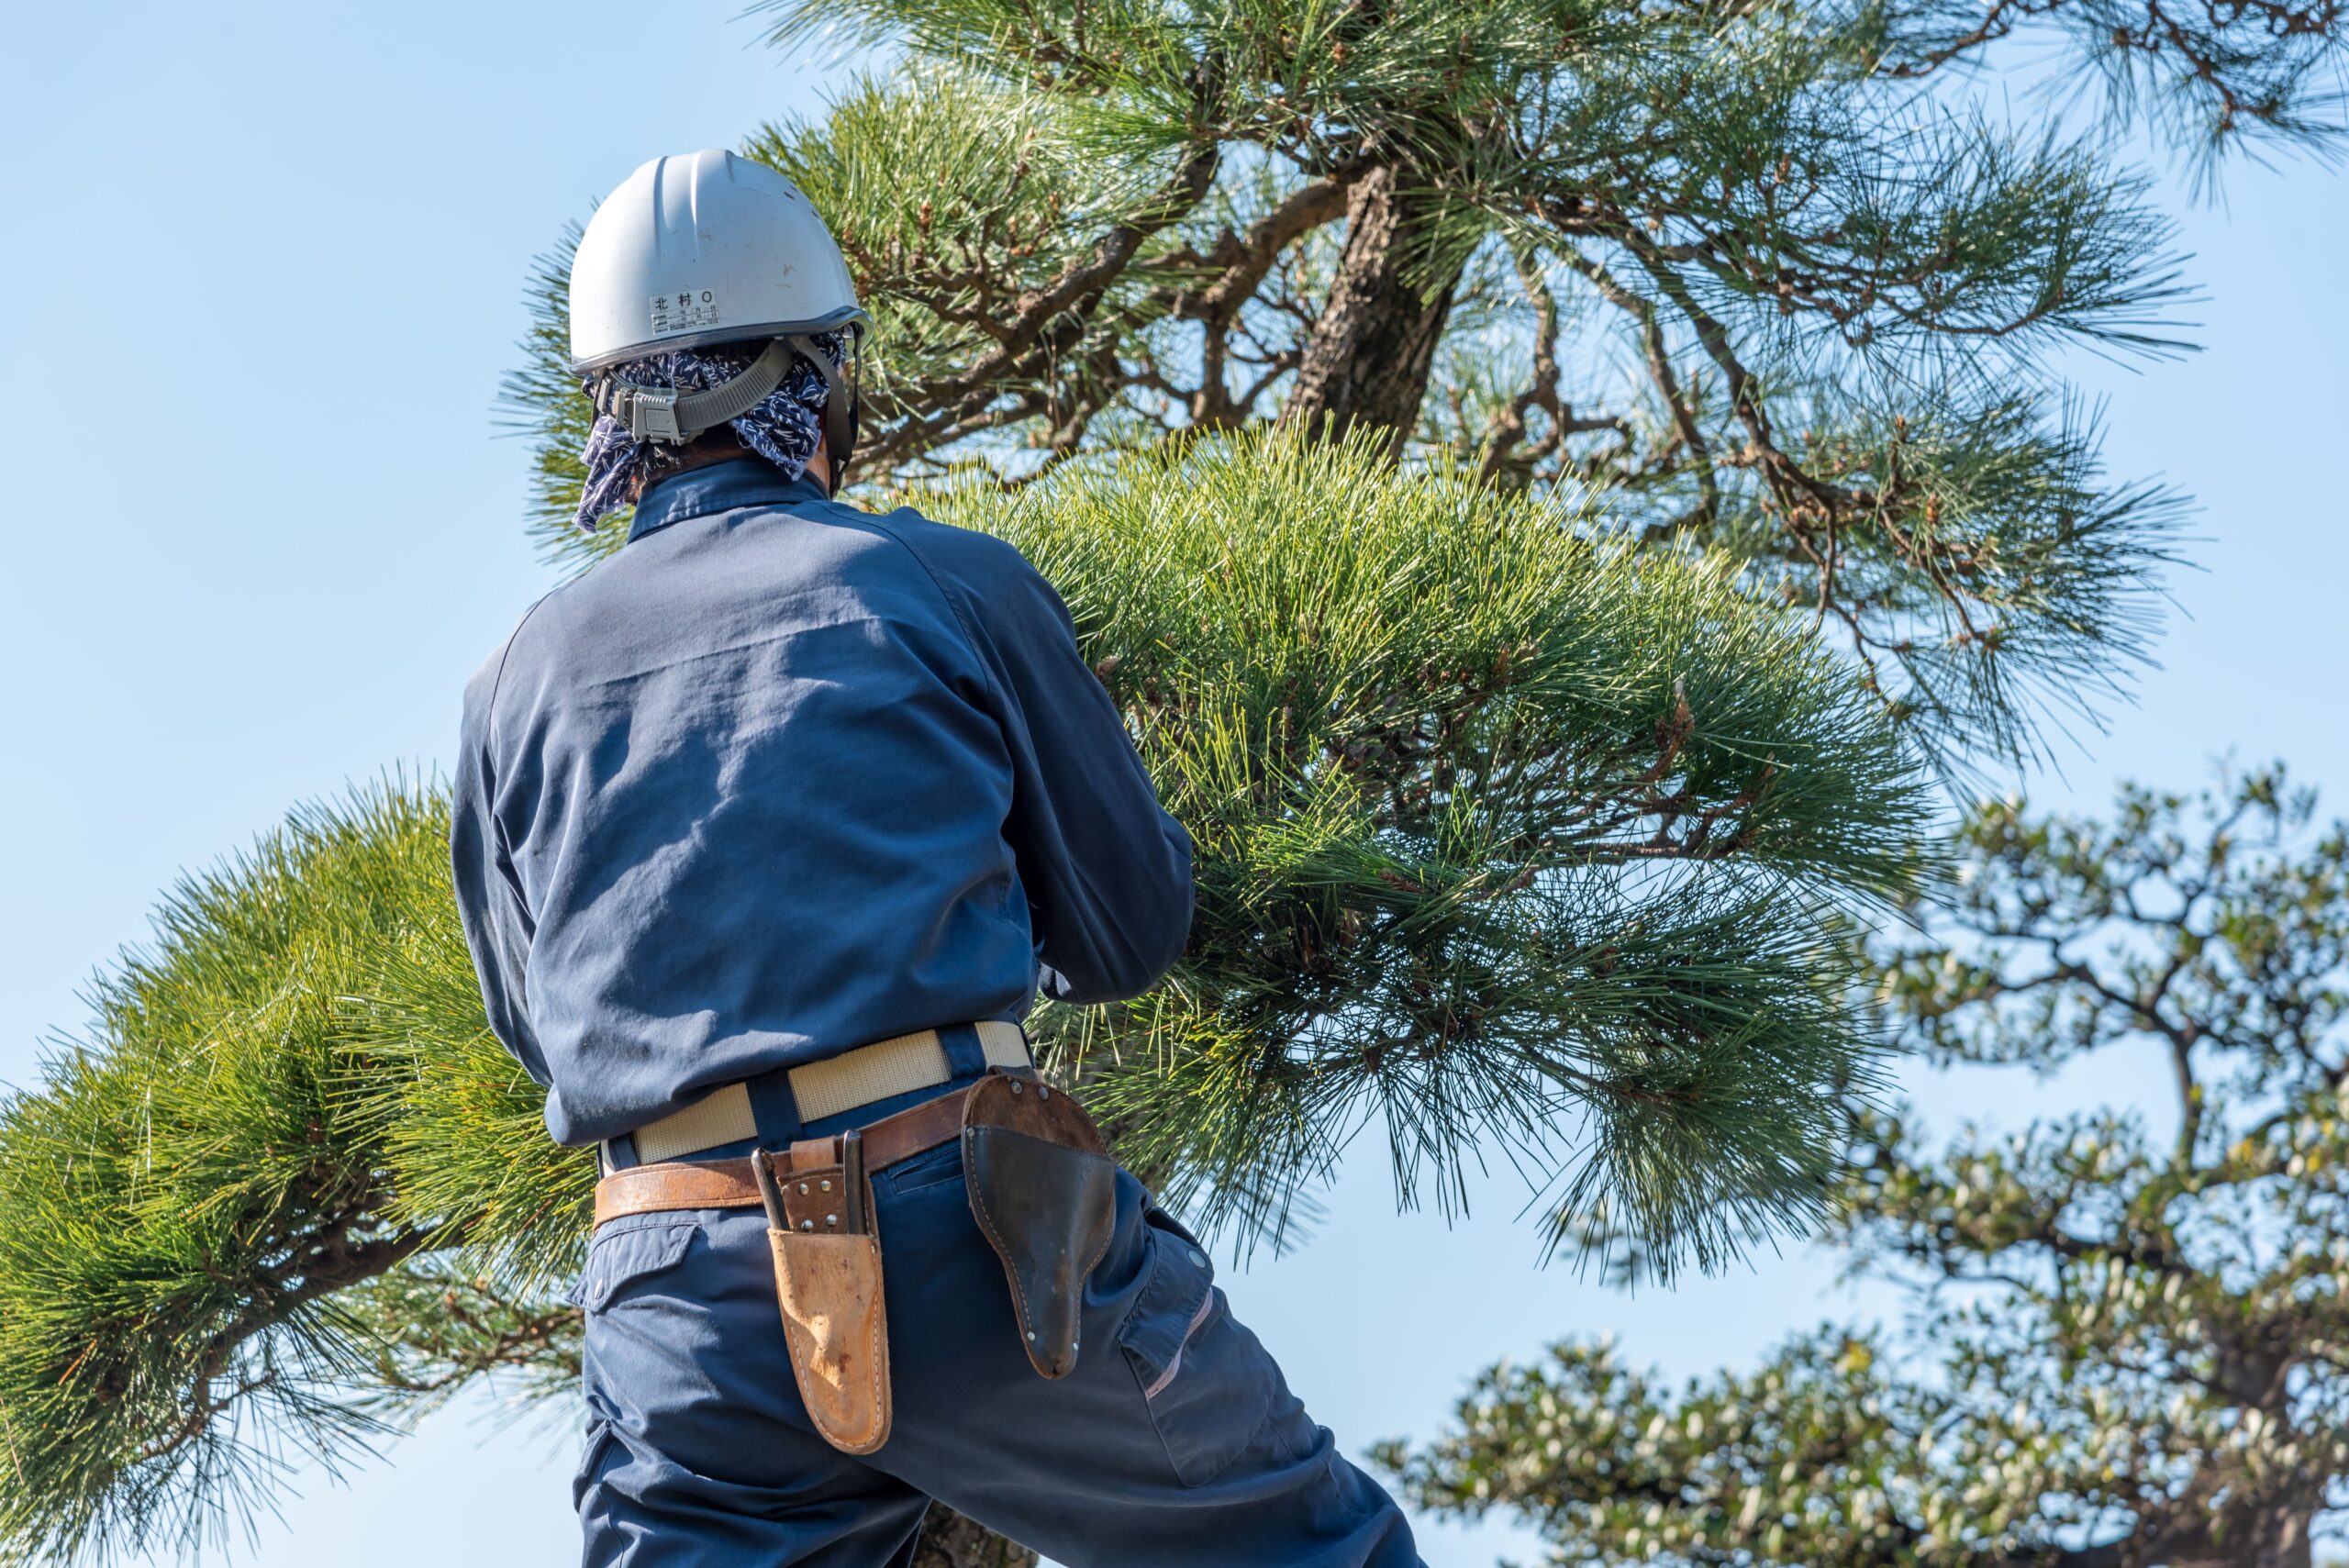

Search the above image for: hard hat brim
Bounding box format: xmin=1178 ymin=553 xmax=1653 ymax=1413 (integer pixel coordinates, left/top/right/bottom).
xmin=569 ymin=306 xmax=872 ymax=377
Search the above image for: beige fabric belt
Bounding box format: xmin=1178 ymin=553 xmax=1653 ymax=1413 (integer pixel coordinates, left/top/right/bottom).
xmin=618 ymin=1020 xmax=1031 ymax=1167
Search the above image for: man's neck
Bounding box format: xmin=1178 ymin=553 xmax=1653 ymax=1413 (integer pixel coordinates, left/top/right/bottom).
xmin=667 ymin=439 xmax=831 ymax=493
xmin=656 ymin=436 xmax=829 ymax=493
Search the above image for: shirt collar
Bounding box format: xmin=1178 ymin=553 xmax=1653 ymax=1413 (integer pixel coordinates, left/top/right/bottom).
xmin=628 ymin=459 xmax=829 ymax=543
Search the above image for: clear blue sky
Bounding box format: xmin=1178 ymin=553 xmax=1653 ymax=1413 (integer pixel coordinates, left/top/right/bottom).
xmin=1 ymin=5 xmax=2343 ymax=1566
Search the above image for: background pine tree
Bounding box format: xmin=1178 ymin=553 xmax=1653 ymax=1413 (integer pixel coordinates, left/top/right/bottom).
xmin=1 ymin=0 xmax=2340 ymax=1560
xmin=1386 ymin=767 xmax=2349 ymax=1566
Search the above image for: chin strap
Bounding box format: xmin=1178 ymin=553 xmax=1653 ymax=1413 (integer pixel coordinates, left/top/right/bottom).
xmin=787 ymin=332 xmax=861 ymax=496
xmin=594 ymin=338 xmax=797 ymax=446
xmin=594 ymin=333 xmax=862 ymax=496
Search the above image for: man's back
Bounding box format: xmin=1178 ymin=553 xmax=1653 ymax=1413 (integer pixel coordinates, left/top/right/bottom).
xmin=504 ymin=150 xmax=1422 ymax=1568
xmin=449 ymin=459 xmax=1193 ymax=1145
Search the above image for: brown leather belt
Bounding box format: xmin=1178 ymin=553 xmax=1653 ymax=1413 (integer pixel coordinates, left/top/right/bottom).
xmin=593 ymin=1078 xmax=985 ymax=1229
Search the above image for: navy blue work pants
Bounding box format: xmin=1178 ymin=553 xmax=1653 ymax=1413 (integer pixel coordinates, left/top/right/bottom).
xmin=572 ymin=1076 xmax=1425 ymax=1567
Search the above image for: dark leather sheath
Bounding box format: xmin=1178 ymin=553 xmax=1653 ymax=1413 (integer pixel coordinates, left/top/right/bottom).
xmin=961 ymin=1073 xmax=1117 ymax=1379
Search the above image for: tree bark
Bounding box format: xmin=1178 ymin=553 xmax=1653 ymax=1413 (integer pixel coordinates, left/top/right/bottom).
xmin=1279 ymin=162 xmax=1461 ymax=453
xmin=910 ymin=1502 xmax=1038 ymax=1568
xmin=2127 ymin=1459 xmax=2322 ymax=1568
xmin=2158 ymin=1500 xmax=2317 ymax=1568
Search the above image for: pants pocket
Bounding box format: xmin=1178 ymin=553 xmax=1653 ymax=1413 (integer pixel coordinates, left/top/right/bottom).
xmin=570 ymin=1217 xmax=699 ymax=1313
xmin=886 ymin=1140 xmax=966 ymax=1195
xmin=1116 ymin=1209 xmax=1279 ymax=1487
xmin=571 ymin=1416 xmax=618 ymax=1515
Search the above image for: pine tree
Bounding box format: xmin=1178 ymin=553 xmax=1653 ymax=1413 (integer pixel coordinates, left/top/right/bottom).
xmin=0 ymin=434 xmax=1929 ymax=1563
xmin=1384 ymin=767 xmax=2349 ymax=1566
xmin=0 ymin=0 xmax=2337 ymax=1557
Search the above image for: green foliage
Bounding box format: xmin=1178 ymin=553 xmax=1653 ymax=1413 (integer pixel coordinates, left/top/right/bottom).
xmin=1386 ymin=766 xmax=2349 ymax=1563
xmin=673 ymin=0 xmax=2281 ymax=762
xmin=341 ymin=1260 xmax=582 ymax=1430
xmin=1375 ymin=1329 xmax=1936 ymax=1563
xmin=1675 ymin=390 xmax=2186 ymax=764
xmin=0 ymin=782 xmax=596 ymax=1565
xmin=0 ymin=430 xmax=1927 ymax=1562
xmin=0 ymin=784 xmax=469 ymax=1562
xmin=28 ymin=0 xmax=2349 ymax=1552
xmin=503 ymin=228 xmax=596 ymax=570
xmin=946 ymin=429 xmax=1932 ymax=1264
xmin=761 ymin=69 xmax=1189 ymax=433
xmin=495 ymin=0 xmax=2279 ymax=765
xmin=1854 ymin=0 xmax=2349 ymax=180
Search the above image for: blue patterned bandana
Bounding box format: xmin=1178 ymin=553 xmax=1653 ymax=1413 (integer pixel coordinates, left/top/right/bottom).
xmin=575 ymin=331 xmax=847 ymax=530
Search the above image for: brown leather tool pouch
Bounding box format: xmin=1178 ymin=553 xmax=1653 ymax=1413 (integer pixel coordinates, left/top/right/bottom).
xmin=755 ymin=1129 xmax=892 ymax=1453
xmin=962 ymin=1073 xmax=1118 ymax=1379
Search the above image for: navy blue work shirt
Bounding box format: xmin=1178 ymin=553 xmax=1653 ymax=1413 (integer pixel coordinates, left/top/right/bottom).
xmin=449 ymin=459 xmax=1194 ymax=1146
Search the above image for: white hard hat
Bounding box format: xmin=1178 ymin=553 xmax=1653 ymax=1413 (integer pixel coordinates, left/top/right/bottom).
xmin=570 ymin=150 xmax=867 ymax=486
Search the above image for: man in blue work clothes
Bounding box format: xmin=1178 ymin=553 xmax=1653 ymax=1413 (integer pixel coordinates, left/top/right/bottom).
xmin=451 ymin=149 xmax=1425 ymax=1567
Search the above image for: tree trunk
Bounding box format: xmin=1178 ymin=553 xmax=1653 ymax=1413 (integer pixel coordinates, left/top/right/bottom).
xmin=2154 ymin=1481 xmax=2319 ymax=1568
xmin=1279 ymin=162 xmax=1461 ymax=453
xmin=910 ymin=1502 xmax=1038 ymax=1568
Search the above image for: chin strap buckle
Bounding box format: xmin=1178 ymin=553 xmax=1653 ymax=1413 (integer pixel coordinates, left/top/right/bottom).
xmin=613 ymin=384 xmax=685 ymax=444
xmin=596 ymin=338 xmax=801 ymax=450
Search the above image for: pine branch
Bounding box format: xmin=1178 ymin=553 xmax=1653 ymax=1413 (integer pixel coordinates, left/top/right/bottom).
xmin=0 ymin=428 xmax=1932 ymax=1560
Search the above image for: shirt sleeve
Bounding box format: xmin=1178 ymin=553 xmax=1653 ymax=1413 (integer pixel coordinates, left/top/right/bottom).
xmin=938 ymin=532 xmax=1195 ymax=1005
xmin=448 ymin=659 xmax=551 ymax=1085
